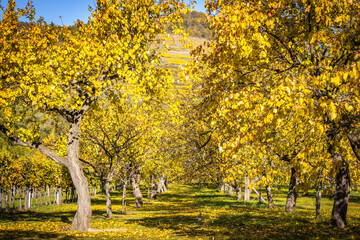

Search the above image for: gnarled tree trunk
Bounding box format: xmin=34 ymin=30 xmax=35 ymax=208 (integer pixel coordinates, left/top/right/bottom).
xmin=104 ymin=181 xmax=113 ymax=218
xmin=285 ymin=167 xmax=299 ymax=212
xmin=131 ymin=166 xmax=143 ymax=208
xmin=331 ymin=153 xmax=350 ymax=228
xmin=67 ymin=121 xmax=92 ymax=231
xmin=266 ymin=185 xmax=274 ymax=209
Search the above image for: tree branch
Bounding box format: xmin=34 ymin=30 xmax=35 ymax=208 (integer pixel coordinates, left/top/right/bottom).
xmin=0 ymin=123 xmax=68 ymax=167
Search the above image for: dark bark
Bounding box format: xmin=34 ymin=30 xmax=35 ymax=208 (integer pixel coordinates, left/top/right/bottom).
xmin=122 ymin=183 xmax=127 ymax=214
xmin=285 ymin=167 xmax=299 ymax=212
xmin=131 ymin=166 xmax=143 ymax=208
xmin=104 ymin=181 xmax=113 ymax=218
xmin=266 ymin=185 xmax=274 ymax=209
xmin=331 ymin=153 xmax=351 ymax=228
xmin=0 ymin=189 xmax=2 ymax=212
xmin=347 ymin=131 xmax=360 ymax=161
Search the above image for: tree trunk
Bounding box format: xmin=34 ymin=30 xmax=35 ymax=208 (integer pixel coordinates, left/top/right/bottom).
xmin=315 ymin=181 xmax=322 ymax=219
xmin=331 ymin=154 xmax=350 ymax=228
xmin=104 ymin=181 xmax=113 ymax=218
xmin=266 ymin=185 xmax=274 ymax=209
xmin=228 ymin=183 xmax=234 ymax=196
xmin=29 ymin=186 xmax=32 ymax=208
xmin=44 ymin=186 xmax=48 ymax=205
xmin=157 ymin=176 xmax=167 ymax=194
xmin=244 ymin=177 xmax=250 ymax=201
xmin=53 ymin=188 xmax=57 ymax=205
xmin=67 ymin=121 xmax=92 ymax=231
xmin=18 ymin=188 xmax=22 ymax=211
xmin=0 ymin=189 xmax=3 ymax=212
xmin=252 ymin=187 xmax=266 ymax=203
xmin=131 ymin=166 xmax=143 ymax=208
xmin=122 ymin=182 xmax=127 ymax=214
xmin=34 ymin=188 xmax=37 ymax=207
xmin=164 ymin=176 xmax=168 ymax=189
xmin=220 ymin=181 xmax=225 ymax=192
xmin=49 ymin=187 xmax=53 ymax=205
xmin=24 ymin=187 xmax=28 ymax=210
xmin=235 ymin=184 xmax=242 ymax=200
xmin=258 ymin=186 xmax=262 ymax=203
xmin=5 ymin=190 xmax=10 ymax=212
xmin=315 ymin=170 xmax=323 ymax=219
xmin=12 ymin=186 xmax=15 ymax=211
xmin=285 ymin=167 xmax=298 ymax=212
xmin=59 ymin=187 xmax=63 ymax=205
xmin=150 ymin=174 xmax=157 ymax=199
xmin=48 ymin=186 xmax=52 ymax=205
xmin=224 ymin=182 xmax=229 ymax=193
xmin=39 ymin=188 xmax=42 ymax=206
xmin=71 ymin=186 xmax=75 ymax=202
xmin=64 ymin=188 xmax=68 ymax=203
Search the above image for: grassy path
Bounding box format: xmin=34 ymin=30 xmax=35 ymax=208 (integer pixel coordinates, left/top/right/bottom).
xmin=0 ymin=184 xmax=359 ymax=239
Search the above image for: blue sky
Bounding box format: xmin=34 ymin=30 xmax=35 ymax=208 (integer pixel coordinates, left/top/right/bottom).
xmin=0 ymin=0 xmax=206 ymax=26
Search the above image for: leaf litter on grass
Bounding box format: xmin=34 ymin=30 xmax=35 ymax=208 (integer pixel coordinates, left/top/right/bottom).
xmin=0 ymin=184 xmax=359 ymax=239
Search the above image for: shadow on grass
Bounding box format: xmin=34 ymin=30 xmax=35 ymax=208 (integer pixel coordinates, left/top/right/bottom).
xmin=0 ymin=210 xmax=74 ymax=224
xmin=0 ymin=229 xmax=75 ymax=240
xmin=128 ymin=202 xmax=360 ymax=240
xmin=126 ymin=184 xmax=360 ymax=239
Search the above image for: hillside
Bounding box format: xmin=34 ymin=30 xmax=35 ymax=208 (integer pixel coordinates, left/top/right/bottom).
xmin=165 ymin=10 xmax=213 ymax=39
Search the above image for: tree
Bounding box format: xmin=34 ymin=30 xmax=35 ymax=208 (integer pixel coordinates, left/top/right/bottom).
xmin=0 ymin=0 xmax=187 ymax=231
xmin=80 ymin=101 xmax=156 ymax=215
xmin=186 ymin=0 xmax=360 ymax=227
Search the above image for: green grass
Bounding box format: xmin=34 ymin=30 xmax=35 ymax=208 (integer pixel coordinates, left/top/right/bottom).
xmin=0 ymin=184 xmax=359 ymax=239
